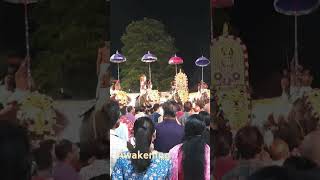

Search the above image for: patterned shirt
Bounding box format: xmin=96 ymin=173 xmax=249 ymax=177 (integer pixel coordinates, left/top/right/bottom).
xmin=112 ymin=151 xmax=172 ymax=180
xmin=119 ymin=115 xmax=134 ymax=138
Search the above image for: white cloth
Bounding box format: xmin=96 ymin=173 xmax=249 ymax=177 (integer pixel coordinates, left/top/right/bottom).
xmin=114 ymin=122 xmax=129 ymax=142
xmin=135 ymin=112 xmax=147 ymax=120
xmin=96 ymin=63 xmax=110 ymax=99
xmin=110 ymin=129 xmax=128 ymax=173
xmin=79 ymin=160 xmax=109 ymax=180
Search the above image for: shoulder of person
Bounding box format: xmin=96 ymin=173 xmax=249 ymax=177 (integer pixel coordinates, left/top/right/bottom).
xmin=168 ymin=144 xmax=182 ymax=155
xmin=152 ymin=151 xmax=171 ymax=163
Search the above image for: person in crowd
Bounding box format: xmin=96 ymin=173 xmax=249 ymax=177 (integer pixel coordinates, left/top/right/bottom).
xmin=193 ymin=100 xmax=204 ymax=114
xmin=96 ymin=41 xmax=110 ymax=99
xmin=125 ymin=106 xmax=135 ymax=122
xmin=32 ymin=147 xmax=54 ymax=180
xmin=204 ymin=102 xmax=210 ymax=113
xmin=269 ymin=138 xmax=289 ymax=166
xmin=80 ymin=138 xmax=109 ymax=180
xmin=178 ymin=101 xmax=193 ymax=126
xmin=53 ymin=139 xmax=80 ymax=180
xmin=39 ymin=139 xmax=57 ymax=166
xmin=145 ymin=105 xmax=153 ymax=116
xmin=150 ymin=103 xmax=161 ymax=124
xmin=112 ymin=117 xmax=172 ymax=179
xmin=108 ymin=100 xmax=128 ymax=173
xmin=0 ymin=120 xmax=32 ymax=180
xmin=299 ymin=130 xmax=320 ymax=166
xmin=248 ymin=166 xmax=291 ymax=180
xmin=154 ymin=100 xmax=184 ymax=153
xmin=222 ymin=126 xmax=271 ymax=180
xmin=119 ymin=106 xmax=127 ymax=116
xmin=281 ymin=69 xmax=290 ymax=100
xmin=212 ymin=130 xmax=237 ymax=180
xmin=176 ymin=103 xmax=184 ymax=120
xmin=249 ymin=165 xmax=320 ymax=180
xmin=116 ymin=106 xmax=135 ymax=139
xmin=169 ymin=114 xmax=210 ymax=180
xmin=135 ymin=106 xmax=147 ymax=119
xmin=198 ymin=111 xmax=210 ymax=145
xmin=283 ymin=156 xmax=318 ymax=171
xmin=114 ymin=120 xmax=129 ymax=142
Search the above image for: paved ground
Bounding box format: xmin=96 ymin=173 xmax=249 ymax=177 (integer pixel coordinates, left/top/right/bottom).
xmin=54 ymin=99 xmax=95 ymax=143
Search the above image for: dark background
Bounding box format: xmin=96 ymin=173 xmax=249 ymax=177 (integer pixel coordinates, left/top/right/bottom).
xmin=214 ymin=0 xmax=320 ymax=98
xmin=0 ymin=1 xmax=28 ymax=56
xmin=111 ymin=0 xmax=211 ymax=89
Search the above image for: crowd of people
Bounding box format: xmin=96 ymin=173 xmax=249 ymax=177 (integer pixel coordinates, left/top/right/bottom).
xmin=211 ymin=99 xmax=320 ymax=180
xmin=1 ymin=53 xmax=320 ymax=180
xmin=110 ymin=99 xmax=211 ymax=179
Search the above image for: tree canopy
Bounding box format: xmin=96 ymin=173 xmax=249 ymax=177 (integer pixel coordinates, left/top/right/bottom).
xmin=120 ymin=18 xmax=176 ymax=92
xmin=30 ymin=0 xmax=107 ymax=98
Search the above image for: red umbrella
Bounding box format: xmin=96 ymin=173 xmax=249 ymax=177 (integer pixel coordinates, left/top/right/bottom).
xmin=169 ymin=54 xmax=184 ymax=75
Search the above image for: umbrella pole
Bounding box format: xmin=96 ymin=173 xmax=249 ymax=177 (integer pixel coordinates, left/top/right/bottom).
xmin=117 ymin=63 xmax=120 ymax=81
xmin=175 ymin=64 xmax=177 ymax=75
xmin=294 ymin=15 xmax=298 ymax=68
xmin=149 ymin=63 xmax=151 ymax=83
xmin=24 ymin=0 xmax=31 ymax=89
xmin=202 ymin=67 xmax=204 ymax=83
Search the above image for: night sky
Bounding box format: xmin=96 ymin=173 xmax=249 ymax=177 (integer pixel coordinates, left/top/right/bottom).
xmin=111 ymin=0 xmax=211 ymax=88
xmin=214 ymin=0 xmax=320 ymax=98
xmin=2 ymin=0 xmax=319 ymax=97
xmin=0 ymin=1 xmax=26 ymax=56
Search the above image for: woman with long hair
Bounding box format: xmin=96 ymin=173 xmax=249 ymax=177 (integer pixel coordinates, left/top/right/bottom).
xmin=112 ymin=117 xmax=171 ymax=179
xmin=169 ymin=114 xmax=210 ymax=180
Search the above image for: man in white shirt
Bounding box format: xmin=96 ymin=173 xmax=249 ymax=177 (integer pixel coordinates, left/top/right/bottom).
xmin=107 ymin=100 xmax=128 ymax=174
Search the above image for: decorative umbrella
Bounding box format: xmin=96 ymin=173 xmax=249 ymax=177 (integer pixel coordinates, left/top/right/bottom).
xmin=141 ymin=51 xmax=157 ymax=83
xmin=274 ymin=0 xmax=320 ymax=68
xmin=169 ymin=54 xmax=184 ymax=75
xmin=110 ymin=50 xmax=126 ymax=81
xmin=195 ymin=56 xmax=210 ymax=83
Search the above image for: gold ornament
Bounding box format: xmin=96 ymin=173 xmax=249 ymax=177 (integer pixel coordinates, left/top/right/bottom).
xmin=17 ymin=92 xmax=56 ymax=138
xmin=175 ymin=70 xmax=189 ymax=103
xmin=114 ymin=90 xmax=129 ymax=106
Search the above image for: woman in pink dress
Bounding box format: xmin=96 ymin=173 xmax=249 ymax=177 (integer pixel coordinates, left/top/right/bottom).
xmin=169 ymin=114 xmax=210 ymax=180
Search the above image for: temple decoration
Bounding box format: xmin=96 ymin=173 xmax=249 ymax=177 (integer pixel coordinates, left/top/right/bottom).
xmin=211 ymin=23 xmax=250 ymax=130
xmin=305 ymin=89 xmax=320 ymax=118
xmin=174 ymin=70 xmax=189 ymax=103
xmin=141 ymin=51 xmax=157 ymax=83
xmin=110 ymin=50 xmax=126 ymax=81
xmin=274 ymin=0 xmax=320 ymax=69
xmin=17 ymin=92 xmax=56 ymax=140
xmin=114 ymin=90 xmax=130 ymax=107
xmin=147 ymin=90 xmax=161 ymax=104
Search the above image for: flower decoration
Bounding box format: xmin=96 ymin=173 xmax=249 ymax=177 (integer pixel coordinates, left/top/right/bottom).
xmin=17 ymin=92 xmax=56 ymax=139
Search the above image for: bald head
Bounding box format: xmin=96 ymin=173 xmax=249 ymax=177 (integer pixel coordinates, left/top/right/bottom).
xmin=270 ymin=138 xmax=289 ymax=161
xmin=300 ymin=130 xmax=320 ymax=166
